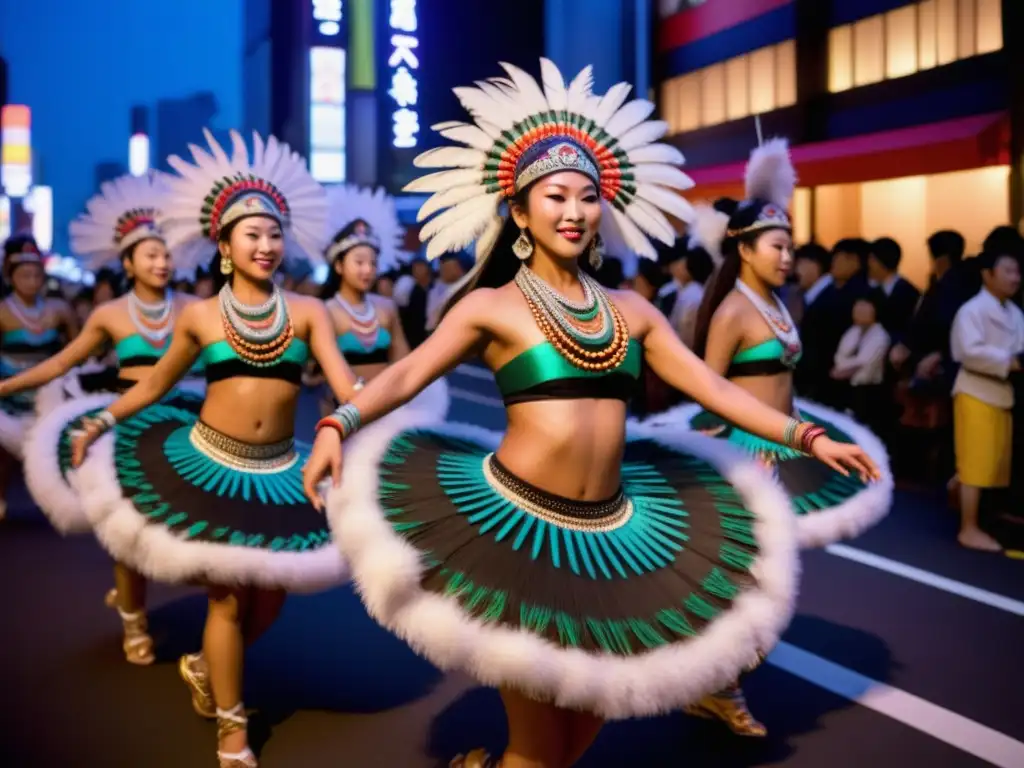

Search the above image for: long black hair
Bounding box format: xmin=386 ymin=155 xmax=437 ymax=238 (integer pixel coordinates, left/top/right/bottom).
xmin=691 ymin=197 xmax=787 ymax=360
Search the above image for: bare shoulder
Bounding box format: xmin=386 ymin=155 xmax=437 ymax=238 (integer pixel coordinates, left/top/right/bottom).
xmin=443 ymin=286 xmax=510 ymax=330
xmin=178 ymin=295 xmax=217 ymax=326
xmin=369 ymin=293 xmax=398 ymax=316
xmin=711 ymin=291 xmax=747 ymax=323
xmin=175 ymin=292 xmax=202 ymax=308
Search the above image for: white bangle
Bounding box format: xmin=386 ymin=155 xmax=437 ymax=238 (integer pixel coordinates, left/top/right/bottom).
xmin=95 ymin=410 xmax=117 ymax=432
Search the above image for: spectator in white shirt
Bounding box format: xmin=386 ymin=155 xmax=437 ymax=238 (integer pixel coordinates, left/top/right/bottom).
xmin=949 ymin=250 xmax=1024 ymax=552
xmin=831 ymin=294 xmax=891 ymax=432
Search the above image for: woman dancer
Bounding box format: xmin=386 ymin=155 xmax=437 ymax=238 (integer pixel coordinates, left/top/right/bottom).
xmin=305 ymin=60 xmax=879 ymax=768
xmin=0 ymin=235 xmax=79 ymax=519
xmin=654 ymin=139 xmax=893 ymax=735
xmin=71 ymin=129 xmax=357 ymax=768
xmin=1 ymin=172 xmax=204 ymax=666
xmin=315 ymin=185 xmax=417 ymax=414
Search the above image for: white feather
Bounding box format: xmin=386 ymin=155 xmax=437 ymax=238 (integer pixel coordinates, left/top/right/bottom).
xmin=627 ymin=199 xmax=676 ymax=245
xmin=632 ymin=163 xmax=695 ymax=191
xmin=627 ymin=143 xmax=685 ymax=166
xmin=403 ymin=168 xmax=483 ymax=194
xmin=608 ymin=205 xmax=657 ymax=260
xmin=634 ymin=184 xmax=695 ymax=225
xmin=540 ymin=58 xmax=568 ymax=112
xmin=417 ymin=185 xmax=489 ymax=222
xmin=413 ymin=146 xmax=488 ymax=169
xmin=474 ymin=214 xmax=506 ymax=260
xmin=324 ymin=185 xmax=405 ymax=272
xmin=617 ymin=121 xmax=669 ymax=152
xmin=690 ymin=204 xmax=730 ymax=266
xmin=592 ymin=82 xmax=633 ymax=128
xmin=418 ymin=194 xmax=499 ymax=243
xmin=604 ymin=99 xmax=656 ymax=139
xmin=439 ymin=124 xmax=495 ymax=151
xmin=744 ymin=137 xmax=797 ymax=208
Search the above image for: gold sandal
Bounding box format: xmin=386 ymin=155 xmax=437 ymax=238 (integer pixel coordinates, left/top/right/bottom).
xmin=217 ymin=703 xmax=258 ymax=768
xmin=178 ymin=653 xmax=216 ymax=719
xmin=684 ymin=684 xmax=767 ymax=737
xmin=450 ymin=749 xmax=495 ymax=767
xmin=118 ymin=609 xmax=155 ymax=666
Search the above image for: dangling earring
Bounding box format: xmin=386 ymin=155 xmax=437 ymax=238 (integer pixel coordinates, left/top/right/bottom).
xmin=220 ymin=254 xmax=234 ymax=275
xmin=588 ymin=234 xmax=604 ymax=270
xmin=512 ymin=228 xmax=534 ymax=260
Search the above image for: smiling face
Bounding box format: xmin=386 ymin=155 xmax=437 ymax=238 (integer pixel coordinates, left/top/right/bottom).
xmin=338 ymin=244 xmax=378 ymax=293
xmin=219 ymin=215 xmax=285 ymax=283
xmin=739 ymin=227 xmax=793 ymax=288
xmin=510 ymin=170 xmax=603 ymax=265
xmin=124 ymin=238 xmax=172 ymax=291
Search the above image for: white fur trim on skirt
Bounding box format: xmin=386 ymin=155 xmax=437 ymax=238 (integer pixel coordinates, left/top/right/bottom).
xmin=23 ymin=392 xmax=116 ymax=535
xmin=327 ymin=415 xmax=799 ymax=720
xmin=640 ymin=398 xmax=893 ymax=549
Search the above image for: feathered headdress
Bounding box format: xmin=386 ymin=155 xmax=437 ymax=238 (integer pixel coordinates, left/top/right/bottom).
xmin=68 ymin=172 xmax=168 ymax=270
xmin=690 ymin=138 xmax=796 ymax=265
xmin=158 ymin=129 xmax=327 ymax=272
xmin=405 ymin=58 xmax=695 ymax=262
xmin=324 ymin=185 xmax=405 ymax=273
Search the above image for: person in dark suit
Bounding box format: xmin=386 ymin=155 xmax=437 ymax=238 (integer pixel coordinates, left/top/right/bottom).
xmin=867 ymin=237 xmax=920 ymax=340
xmin=796 ymin=238 xmax=870 ymax=406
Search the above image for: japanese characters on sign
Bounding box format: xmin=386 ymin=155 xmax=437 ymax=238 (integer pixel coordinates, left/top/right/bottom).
xmin=388 ymin=0 xmax=419 ymax=149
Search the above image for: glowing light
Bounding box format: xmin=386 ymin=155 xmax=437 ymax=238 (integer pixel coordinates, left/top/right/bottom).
xmin=1 ymin=105 xmax=32 ymax=198
xmin=388 ymin=0 xmax=420 ymax=149
xmin=129 ymin=133 xmax=150 ymax=176
xmin=312 ymin=0 xmax=343 ymax=34
xmin=0 ymin=196 xmax=10 ymax=243
xmin=24 ymin=185 xmax=53 ymax=252
xmin=309 ymin=46 xmax=347 ymax=182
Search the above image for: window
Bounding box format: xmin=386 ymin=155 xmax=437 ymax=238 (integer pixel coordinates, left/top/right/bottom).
xmin=828 ymin=0 xmax=1002 ymax=94
xmin=660 ymin=41 xmax=797 ymax=134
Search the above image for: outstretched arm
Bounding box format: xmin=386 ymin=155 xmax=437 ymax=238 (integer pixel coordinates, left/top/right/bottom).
xmin=0 ymin=306 xmax=111 ymax=397
xmin=638 ymin=297 xmax=878 ymax=478
xmin=302 ymin=289 xmax=491 ymax=507
xmin=305 ymin=297 xmax=359 ymax=402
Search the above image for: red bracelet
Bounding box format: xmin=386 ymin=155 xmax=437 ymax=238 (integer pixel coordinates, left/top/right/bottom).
xmin=800 ymin=425 xmax=827 ymax=453
xmin=315 ymin=417 xmax=344 ymax=435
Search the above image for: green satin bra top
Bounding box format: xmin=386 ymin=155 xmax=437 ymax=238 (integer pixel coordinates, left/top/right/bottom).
xmin=727 ymin=338 xmax=801 ymax=378
xmin=494 ymin=338 xmax=643 ymax=405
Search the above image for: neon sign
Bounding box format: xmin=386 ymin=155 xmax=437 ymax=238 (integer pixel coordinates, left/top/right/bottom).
xmin=312 ymin=0 xmax=343 ymax=36
xmin=388 ymin=0 xmax=419 ymax=149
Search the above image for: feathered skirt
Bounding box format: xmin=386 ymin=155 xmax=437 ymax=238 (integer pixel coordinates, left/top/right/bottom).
xmin=22 ymin=369 xmax=206 ymax=535
xmin=644 ymin=398 xmax=893 ymax=548
xmin=71 ymin=378 xmax=450 ymax=592
xmin=326 ymin=412 xmax=798 ymax=719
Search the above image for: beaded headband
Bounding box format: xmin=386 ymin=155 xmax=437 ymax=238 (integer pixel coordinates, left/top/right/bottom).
xmin=205 ymin=177 xmax=290 ymax=241
xmin=5 ymin=249 xmax=41 ymax=267
xmin=726 ymin=202 xmax=791 ymax=238
xmin=160 ymin=129 xmax=327 ymax=272
xmin=70 ymin=172 xmax=170 ymax=270
xmin=405 ymin=58 xmax=696 ymax=261
xmin=114 ymin=208 xmax=164 ymax=252
xmin=323 ymin=185 xmax=405 ymax=271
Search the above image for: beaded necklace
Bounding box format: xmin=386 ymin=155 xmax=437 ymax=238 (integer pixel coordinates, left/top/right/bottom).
xmin=514 ymin=265 xmax=630 ymax=371
xmin=734 ymin=279 xmax=802 ymax=368
xmin=331 ymin=294 xmax=380 ymax=350
xmin=5 ymin=295 xmax=47 ymax=334
xmin=128 ymin=288 xmax=173 ymax=347
xmin=218 ymin=283 xmax=294 ymax=367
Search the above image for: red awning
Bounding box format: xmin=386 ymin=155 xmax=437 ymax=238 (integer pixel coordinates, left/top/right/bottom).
xmin=685 ymin=111 xmax=1010 ymax=194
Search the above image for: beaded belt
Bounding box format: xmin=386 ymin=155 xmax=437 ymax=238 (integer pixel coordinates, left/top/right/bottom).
xmin=482 ymin=453 xmax=632 ymax=532
xmin=189 ymin=421 xmax=298 ymax=473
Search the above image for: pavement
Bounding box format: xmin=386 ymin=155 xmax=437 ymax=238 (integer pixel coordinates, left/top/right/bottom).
xmin=0 ymin=366 xmax=1021 ymax=767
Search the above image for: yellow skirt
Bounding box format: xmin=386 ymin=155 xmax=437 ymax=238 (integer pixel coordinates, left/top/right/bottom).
xmin=954 ymin=393 xmax=1012 ymax=488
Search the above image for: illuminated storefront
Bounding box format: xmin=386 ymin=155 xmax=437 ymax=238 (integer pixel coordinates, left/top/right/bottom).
xmin=658 ymin=0 xmax=1014 ymax=288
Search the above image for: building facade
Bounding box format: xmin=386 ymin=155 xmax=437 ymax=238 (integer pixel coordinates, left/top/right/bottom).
xmin=657 ymin=0 xmax=1016 ymax=289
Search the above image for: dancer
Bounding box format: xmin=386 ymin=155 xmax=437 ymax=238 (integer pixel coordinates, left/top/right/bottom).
xmin=305 ymin=60 xmax=879 ymax=768
xmin=70 ymin=129 xmax=356 ymax=768
xmin=315 ymin=185 xmax=418 ymax=415
xmin=652 ymin=139 xmax=893 ymax=735
xmin=0 ymin=235 xmax=79 ymax=519
xmin=1 ymin=172 xmax=204 ymax=666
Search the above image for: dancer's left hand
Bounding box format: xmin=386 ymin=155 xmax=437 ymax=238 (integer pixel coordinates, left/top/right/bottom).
xmin=69 ymin=418 xmax=105 ymax=468
xmin=810 ymin=437 xmax=880 ymax=482
xmin=303 ymin=428 xmax=343 ymax=512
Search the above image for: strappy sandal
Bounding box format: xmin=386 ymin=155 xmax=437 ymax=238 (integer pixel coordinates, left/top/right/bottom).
xmin=449 ymin=749 xmax=495 ymax=767
xmin=118 ymin=608 xmax=155 ymax=666
xmin=684 ymin=686 xmax=767 ymax=737
xmin=178 ymin=653 xmax=217 ymax=719
xmin=217 ymin=703 xmax=258 ymax=768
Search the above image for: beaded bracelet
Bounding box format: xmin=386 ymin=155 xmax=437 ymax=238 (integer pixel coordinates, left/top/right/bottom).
xmin=316 ymin=402 xmax=362 ymax=440
xmin=90 ymin=410 xmax=117 ymax=435
xmin=799 ymin=425 xmax=827 ymax=454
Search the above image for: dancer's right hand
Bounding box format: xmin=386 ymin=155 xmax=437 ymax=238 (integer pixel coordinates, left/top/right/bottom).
xmin=303 ymin=428 xmax=343 ymax=511
xmin=70 ymin=418 xmax=105 ymax=468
